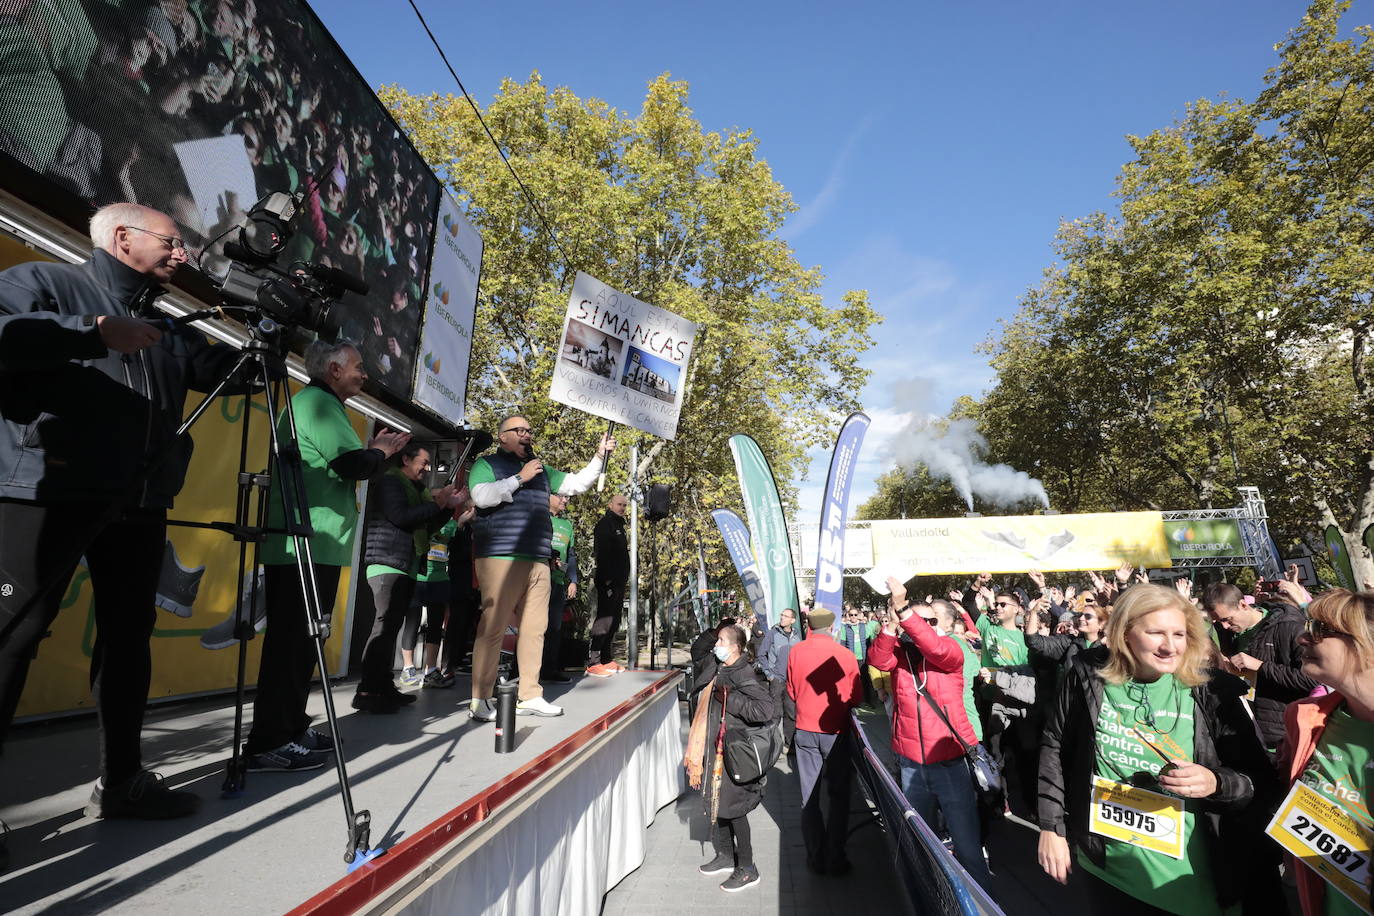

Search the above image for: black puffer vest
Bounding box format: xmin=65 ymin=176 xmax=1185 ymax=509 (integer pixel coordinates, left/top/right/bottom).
xmin=472 ymin=449 xmax=553 ymax=559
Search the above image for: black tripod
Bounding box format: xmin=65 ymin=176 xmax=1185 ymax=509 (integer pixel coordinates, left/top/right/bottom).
xmin=170 ymin=321 xmax=374 ymax=866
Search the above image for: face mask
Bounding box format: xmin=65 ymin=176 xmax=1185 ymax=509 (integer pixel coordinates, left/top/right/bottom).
xmin=713 ymin=646 xmax=731 ymax=662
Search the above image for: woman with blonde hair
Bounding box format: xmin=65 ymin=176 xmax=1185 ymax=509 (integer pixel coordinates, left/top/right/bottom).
xmin=1280 ymin=589 xmax=1374 ymax=916
xmin=1037 ymin=585 xmax=1273 ymax=914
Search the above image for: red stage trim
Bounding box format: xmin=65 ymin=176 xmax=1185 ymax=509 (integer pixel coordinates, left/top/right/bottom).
xmin=287 ymin=671 xmax=683 ymax=916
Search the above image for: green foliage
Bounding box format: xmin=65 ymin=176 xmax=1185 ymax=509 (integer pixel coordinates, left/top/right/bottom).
xmin=971 ymin=0 xmax=1374 ymax=583
xmin=379 ymin=74 xmax=880 ymax=604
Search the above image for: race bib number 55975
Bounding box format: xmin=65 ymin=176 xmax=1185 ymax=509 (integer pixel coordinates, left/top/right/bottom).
xmin=1266 ymin=782 xmax=1374 ymax=914
xmin=1089 ymin=776 xmax=1185 ymax=859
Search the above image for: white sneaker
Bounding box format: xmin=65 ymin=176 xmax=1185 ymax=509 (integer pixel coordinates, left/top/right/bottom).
xmin=469 ymin=698 xmax=496 ymax=722
xmin=516 ymin=697 xmax=563 ymax=717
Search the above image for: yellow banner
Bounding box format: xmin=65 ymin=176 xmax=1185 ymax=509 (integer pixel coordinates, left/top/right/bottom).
xmin=17 ymin=382 xmax=367 ymax=718
xmin=868 ymin=511 xmax=1172 ymax=576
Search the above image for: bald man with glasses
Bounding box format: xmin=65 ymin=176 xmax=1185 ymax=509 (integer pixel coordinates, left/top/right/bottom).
xmin=465 ymin=416 xmax=615 ymax=720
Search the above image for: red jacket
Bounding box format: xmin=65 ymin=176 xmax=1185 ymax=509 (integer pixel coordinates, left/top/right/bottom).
xmin=787 ymin=631 xmax=860 ymax=734
xmin=868 ymin=614 xmax=978 ymax=765
xmin=1280 ymin=691 xmax=1347 ymax=916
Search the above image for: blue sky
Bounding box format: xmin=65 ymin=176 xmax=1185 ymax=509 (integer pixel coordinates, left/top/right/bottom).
xmin=311 ymin=0 xmax=1343 ymax=529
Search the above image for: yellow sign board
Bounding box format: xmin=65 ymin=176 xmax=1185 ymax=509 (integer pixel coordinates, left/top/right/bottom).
xmin=868 ymin=511 xmax=1172 ymax=576
xmin=17 ymin=384 xmax=367 ymax=718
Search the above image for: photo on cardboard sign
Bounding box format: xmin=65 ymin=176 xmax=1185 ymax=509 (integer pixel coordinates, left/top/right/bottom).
xmin=620 ymin=346 xmax=681 ymax=402
xmin=560 ymin=318 xmax=623 ymax=380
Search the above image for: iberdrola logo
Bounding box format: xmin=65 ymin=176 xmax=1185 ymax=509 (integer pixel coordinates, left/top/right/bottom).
xmin=1171 ymin=526 xmax=1195 ymax=544
xmin=442 ymin=214 xmax=460 ymax=237
xmin=423 ymin=351 xmax=441 ymax=373
xmin=433 ymin=282 xmax=450 ymax=304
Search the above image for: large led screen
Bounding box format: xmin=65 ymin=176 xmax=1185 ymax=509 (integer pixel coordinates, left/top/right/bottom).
xmin=0 ymin=0 xmax=440 ymax=400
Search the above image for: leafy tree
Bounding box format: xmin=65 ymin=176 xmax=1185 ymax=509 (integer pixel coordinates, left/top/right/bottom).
xmin=379 ymin=74 xmax=880 ymax=626
xmin=973 ymin=0 xmax=1374 ymax=584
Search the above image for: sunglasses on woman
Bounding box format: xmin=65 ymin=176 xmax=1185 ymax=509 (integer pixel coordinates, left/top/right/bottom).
xmin=1303 ymin=617 xmax=1347 ymax=641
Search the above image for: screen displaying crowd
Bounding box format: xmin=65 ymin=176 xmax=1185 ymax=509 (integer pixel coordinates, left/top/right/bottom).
xmin=0 ymin=0 xmax=440 ymax=399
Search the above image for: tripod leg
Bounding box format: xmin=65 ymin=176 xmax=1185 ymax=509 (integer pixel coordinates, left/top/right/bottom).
xmin=222 ymin=388 xmax=259 ymax=798
xmin=266 ymin=378 xmax=377 ymax=868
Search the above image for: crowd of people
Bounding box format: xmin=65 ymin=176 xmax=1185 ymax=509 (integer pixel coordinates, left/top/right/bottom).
xmin=683 ymin=561 xmax=1372 ymax=915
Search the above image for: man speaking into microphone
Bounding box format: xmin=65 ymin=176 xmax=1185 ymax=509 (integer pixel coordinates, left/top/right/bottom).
xmin=466 ymin=416 xmax=614 ymax=720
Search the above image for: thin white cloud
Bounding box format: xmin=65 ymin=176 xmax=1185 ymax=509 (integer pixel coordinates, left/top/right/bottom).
xmin=781 ymin=115 xmax=875 ymax=242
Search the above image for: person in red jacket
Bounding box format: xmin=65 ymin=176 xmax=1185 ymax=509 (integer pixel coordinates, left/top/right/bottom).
xmin=786 ymin=606 xmax=860 ymax=874
xmin=869 ymin=578 xmax=995 ymax=893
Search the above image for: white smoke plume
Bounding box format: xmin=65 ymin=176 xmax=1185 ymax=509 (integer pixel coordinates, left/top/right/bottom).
xmin=886 ymin=381 xmax=1050 ymax=511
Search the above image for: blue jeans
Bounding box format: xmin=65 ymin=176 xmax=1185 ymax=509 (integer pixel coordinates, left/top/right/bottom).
xmin=897 ymin=751 xmax=995 ymax=891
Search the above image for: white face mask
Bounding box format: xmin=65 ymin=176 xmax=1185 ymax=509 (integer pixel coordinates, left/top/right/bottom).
xmin=713 ymin=645 xmax=731 ymax=662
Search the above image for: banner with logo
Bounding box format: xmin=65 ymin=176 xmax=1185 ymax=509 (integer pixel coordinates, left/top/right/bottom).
xmin=1163 ymin=520 xmax=1246 ymax=559
xmin=549 ymin=272 xmax=698 ymax=440
xmin=813 ymin=412 xmax=870 ymax=613
xmin=413 ymin=192 xmax=482 ymax=423
xmin=1326 ymin=524 xmax=1356 ymax=590
xmin=711 ymin=509 xmax=769 ymax=627
xmin=17 ymin=383 xmax=364 ymax=718
xmin=868 ymin=511 xmax=1172 ymax=577
xmin=728 ymin=435 xmax=799 ymax=626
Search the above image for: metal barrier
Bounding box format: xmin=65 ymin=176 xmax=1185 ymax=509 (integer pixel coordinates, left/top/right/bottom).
xmin=849 ymin=712 xmax=1005 ymax=916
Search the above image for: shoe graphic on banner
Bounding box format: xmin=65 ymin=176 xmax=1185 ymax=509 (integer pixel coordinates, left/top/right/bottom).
xmin=155 ymin=540 xmax=204 ymax=618
xmin=199 ymin=568 xmax=268 ymax=650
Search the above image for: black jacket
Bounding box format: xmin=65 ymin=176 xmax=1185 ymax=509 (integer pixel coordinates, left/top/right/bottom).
xmin=593 ymin=510 xmax=629 ymax=584
xmin=703 ymin=657 xmax=777 ymax=819
xmin=1038 ymin=647 xmax=1277 ymax=907
xmin=363 ymin=472 xmax=450 ymax=573
xmin=0 ymin=249 xmax=246 ymax=507
xmin=1215 ymin=601 xmax=1317 ymax=748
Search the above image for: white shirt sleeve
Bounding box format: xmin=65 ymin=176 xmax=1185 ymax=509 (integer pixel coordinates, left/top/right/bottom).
xmin=555 ymin=454 xmax=605 ymax=496
xmin=471 ymin=475 xmax=520 ymax=508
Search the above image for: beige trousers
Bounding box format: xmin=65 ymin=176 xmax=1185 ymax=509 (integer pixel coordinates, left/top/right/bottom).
xmin=471 ymin=557 xmax=551 ymax=702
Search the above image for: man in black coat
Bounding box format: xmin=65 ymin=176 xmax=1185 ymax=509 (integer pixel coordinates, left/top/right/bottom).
xmin=587 ymin=493 xmax=629 ymax=673
xmin=0 ymin=203 xmax=244 ymax=825
xmin=1202 ymin=582 xmax=1317 ymax=753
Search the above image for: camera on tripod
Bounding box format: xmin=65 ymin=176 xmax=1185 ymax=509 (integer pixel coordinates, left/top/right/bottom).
xmin=214 ymin=190 xmax=368 ymax=339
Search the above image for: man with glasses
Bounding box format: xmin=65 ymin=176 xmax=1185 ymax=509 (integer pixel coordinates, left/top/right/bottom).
xmin=466 ymin=416 xmax=614 ymax=720
xmin=0 ymin=203 xmax=246 ymax=827
xmin=976 ymin=589 xmax=1039 ymax=818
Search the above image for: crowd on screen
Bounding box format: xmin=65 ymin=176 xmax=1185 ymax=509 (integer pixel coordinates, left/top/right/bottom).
xmin=683 ymin=563 xmax=1372 ymax=914
xmin=0 ymin=0 xmax=438 ymax=391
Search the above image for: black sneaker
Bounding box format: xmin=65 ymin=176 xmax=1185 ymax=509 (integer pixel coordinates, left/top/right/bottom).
xmin=541 ymin=670 xmax=573 ymax=684
xmin=423 ymin=669 xmax=455 ymax=689
xmin=246 ymin=741 xmax=330 ymax=772
xmin=828 ymin=856 xmax=852 ymax=875
xmin=84 ymin=770 xmax=200 ymax=819
xmin=295 ymin=727 xmax=335 ymax=752
xmin=383 ymin=686 xmax=418 ymax=705
xmin=352 ymin=692 xmax=402 ymax=714
xmin=698 ymin=853 xmax=734 ymax=876
xmin=720 ymin=866 xmax=760 ymax=892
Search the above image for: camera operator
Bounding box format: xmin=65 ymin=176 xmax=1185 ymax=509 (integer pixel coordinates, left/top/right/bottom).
xmin=0 ymin=203 xmax=251 ymax=825
xmin=242 ymin=339 xmax=409 ymax=771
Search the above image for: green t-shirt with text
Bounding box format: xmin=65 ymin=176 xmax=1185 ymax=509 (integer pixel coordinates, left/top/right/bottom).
xmin=551 ymin=516 xmax=574 ymax=585
xmin=1081 ymin=675 xmax=1221 ymax=916
xmin=1300 ymin=703 xmax=1374 ymax=916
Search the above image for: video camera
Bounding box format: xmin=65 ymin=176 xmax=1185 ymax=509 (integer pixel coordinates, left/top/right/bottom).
xmin=213 ymin=191 xmax=367 ymax=339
